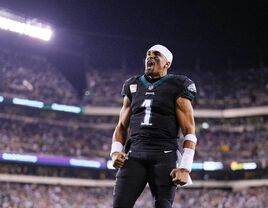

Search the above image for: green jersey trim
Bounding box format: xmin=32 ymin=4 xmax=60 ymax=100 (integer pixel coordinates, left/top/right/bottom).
xmin=139 ymin=74 xmax=171 ymax=88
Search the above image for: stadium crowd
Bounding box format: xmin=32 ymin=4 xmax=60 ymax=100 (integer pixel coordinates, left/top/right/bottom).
xmin=197 ymin=128 xmax=268 ymax=162
xmin=0 ymin=183 xmax=267 ymax=208
xmin=83 ymin=67 xmax=268 ymax=108
xmin=82 ymin=70 xmax=130 ymax=106
xmin=1 ymin=48 xmax=267 ymax=108
xmin=0 ymin=118 xmax=111 ymax=159
xmin=0 ymin=49 xmax=79 ymax=105
xmin=0 ymin=114 xmax=267 ymax=163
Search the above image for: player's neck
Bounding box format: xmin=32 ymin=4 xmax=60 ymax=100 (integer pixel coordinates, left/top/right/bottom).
xmin=144 ymin=74 xmax=166 ymax=83
xmin=146 ymin=70 xmax=167 ymax=80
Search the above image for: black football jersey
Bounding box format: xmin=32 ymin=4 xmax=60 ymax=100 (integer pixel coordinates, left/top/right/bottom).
xmin=121 ymin=74 xmax=196 ymax=152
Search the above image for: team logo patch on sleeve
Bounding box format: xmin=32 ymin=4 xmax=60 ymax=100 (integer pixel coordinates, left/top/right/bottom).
xmin=187 ymin=83 xmax=197 ymax=93
xmin=130 ymin=84 xmax=137 ymax=93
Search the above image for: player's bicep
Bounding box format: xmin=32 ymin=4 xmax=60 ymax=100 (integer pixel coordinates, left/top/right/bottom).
xmin=112 ymin=96 xmax=131 ymax=144
xmin=175 ymin=97 xmax=195 ymax=136
xmin=118 ymin=96 xmax=132 ymax=128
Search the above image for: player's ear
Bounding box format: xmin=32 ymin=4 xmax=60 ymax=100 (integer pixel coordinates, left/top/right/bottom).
xmin=165 ymin=62 xmax=170 ymax=69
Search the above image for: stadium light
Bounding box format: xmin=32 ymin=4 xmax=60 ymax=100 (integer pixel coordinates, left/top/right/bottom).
xmin=2 ymin=153 xmax=37 ymax=163
xmin=107 ymin=160 xmax=116 ymax=169
xmin=12 ymin=97 xmax=44 ymax=108
xmin=51 ymin=103 xmax=82 ymax=114
xmin=70 ymin=159 xmax=101 ymax=168
xmin=201 ymin=122 xmax=209 ymax=129
xmin=0 ymin=12 xmax=53 ymax=41
xmin=230 ymin=161 xmax=257 ymax=171
xmin=203 ymin=161 xmax=223 ymax=171
xmin=191 ymin=162 xmax=204 ymax=170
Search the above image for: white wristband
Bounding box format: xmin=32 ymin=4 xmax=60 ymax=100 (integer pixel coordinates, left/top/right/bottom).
xmin=179 ymin=148 xmax=195 ymax=172
xmin=110 ymin=141 xmax=124 ymax=157
xmin=184 ymin=134 xmax=197 ymax=144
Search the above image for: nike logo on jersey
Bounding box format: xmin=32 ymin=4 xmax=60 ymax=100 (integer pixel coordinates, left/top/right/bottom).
xmin=163 ymin=150 xmax=173 ymax=153
xmin=145 ymin=92 xmax=155 ymax=95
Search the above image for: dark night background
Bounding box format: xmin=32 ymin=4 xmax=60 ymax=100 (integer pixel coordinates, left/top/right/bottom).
xmin=0 ymin=0 xmax=267 ymax=94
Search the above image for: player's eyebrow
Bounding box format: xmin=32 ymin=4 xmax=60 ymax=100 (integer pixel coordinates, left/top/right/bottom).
xmin=153 ymin=51 xmax=162 ymax=56
xmin=147 ymin=51 xmax=163 ymax=57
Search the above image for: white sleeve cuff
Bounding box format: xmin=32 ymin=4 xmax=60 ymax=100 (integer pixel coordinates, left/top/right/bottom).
xmin=110 ymin=141 xmax=124 ymax=157
xmin=179 ymin=148 xmax=195 ymax=172
xmin=184 ymin=134 xmax=197 ymax=144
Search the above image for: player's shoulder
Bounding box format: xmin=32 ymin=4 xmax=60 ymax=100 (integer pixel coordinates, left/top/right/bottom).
xmin=169 ymin=74 xmax=195 ymax=85
xmin=121 ymin=75 xmax=141 ymax=100
xmin=123 ymin=75 xmax=141 ymax=85
xmin=169 ymin=74 xmax=197 ymax=94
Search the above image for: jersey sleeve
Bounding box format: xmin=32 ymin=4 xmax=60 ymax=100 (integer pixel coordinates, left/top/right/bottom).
xmin=181 ymin=77 xmax=197 ymax=101
xmin=120 ymin=76 xmax=137 ymax=101
xmin=121 ymin=82 xmax=131 ymax=100
xmin=175 ymin=76 xmax=197 ymax=102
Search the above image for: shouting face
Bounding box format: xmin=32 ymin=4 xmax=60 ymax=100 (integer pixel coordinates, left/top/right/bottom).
xmin=145 ymin=50 xmax=170 ymax=78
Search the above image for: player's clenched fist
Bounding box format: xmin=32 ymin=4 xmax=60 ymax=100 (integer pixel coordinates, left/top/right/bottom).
xmin=170 ymin=168 xmax=189 ymax=186
xmin=111 ymin=152 xmax=128 ymax=169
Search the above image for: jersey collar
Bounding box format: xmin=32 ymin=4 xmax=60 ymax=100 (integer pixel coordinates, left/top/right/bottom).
xmin=139 ymin=74 xmax=171 ymax=88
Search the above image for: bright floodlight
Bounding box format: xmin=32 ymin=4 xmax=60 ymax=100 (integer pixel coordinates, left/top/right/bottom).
xmin=0 ymin=15 xmax=53 ymax=41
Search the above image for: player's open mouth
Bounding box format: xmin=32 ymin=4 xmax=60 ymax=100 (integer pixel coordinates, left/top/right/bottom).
xmin=146 ymin=60 xmax=155 ymax=69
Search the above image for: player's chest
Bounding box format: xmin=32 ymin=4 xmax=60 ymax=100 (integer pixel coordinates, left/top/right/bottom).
xmin=130 ymin=83 xmax=176 ymax=112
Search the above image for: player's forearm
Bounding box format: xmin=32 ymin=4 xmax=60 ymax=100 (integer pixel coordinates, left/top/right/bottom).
xmin=112 ymin=124 xmax=128 ymax=145
xmin=176 ymin=97 xmax=195 ymax=136
xmin=110 ymin=124 xmax=128 ymax=157
xmin=180 ymin=107 xmax=196 ymax=150
xmin=179 ymin=134 xmax=197 ymax=172
xmin=180 ymin=111 xmax=195 ymax=135
xmin=111 ymin=96 xmax=131 ymax=157
xmin=181 ymin=119 xmax=196 ymax=150
xmin=112 ymin=96 xmax=131 ymax=145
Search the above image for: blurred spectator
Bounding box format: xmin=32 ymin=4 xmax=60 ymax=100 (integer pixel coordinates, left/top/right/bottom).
xmin=0 ymin=183 xmax=267 ymax=208
xmin=1 ymin=48 xmax=267 ymax=108
xmin=0 ymin=114 xmax=267 ymax=163
xmin=82 ymin=67 xmax=268 ymax=108
xmin=0 ymin=49 xmax=79 ymax=105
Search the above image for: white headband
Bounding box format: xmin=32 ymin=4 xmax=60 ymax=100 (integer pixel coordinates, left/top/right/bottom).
xmin=148 ymin=44 xmax=173 ymax=66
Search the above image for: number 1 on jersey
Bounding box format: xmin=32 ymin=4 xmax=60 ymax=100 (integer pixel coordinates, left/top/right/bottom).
xmin=141 ymin=99 xmax=152 ymax=126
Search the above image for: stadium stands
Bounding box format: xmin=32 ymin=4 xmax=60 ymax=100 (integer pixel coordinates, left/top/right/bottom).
xmin=0 ymin=49 xmax=79 ymax=105
xmin=0 ymin=112 xmax=267 ymax=163
xmin=0 ymin=117 xmax=111 ymax=158
xmin=1 ymin=48 xmax=267 ymax=108
xmin=83 ymin=68 xmax=268 ymax=108
xmin=0 ymin=183 xmax=267 ymax=208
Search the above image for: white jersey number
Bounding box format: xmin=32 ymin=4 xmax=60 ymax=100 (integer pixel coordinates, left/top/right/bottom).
xmin=141 ymin=99 xmax=153 ymax=126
